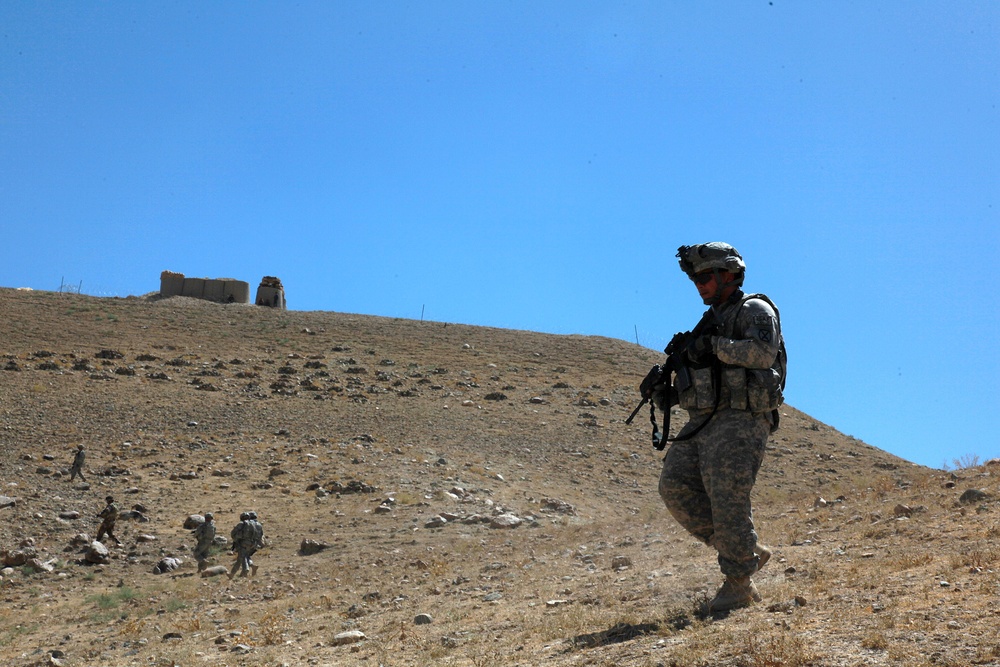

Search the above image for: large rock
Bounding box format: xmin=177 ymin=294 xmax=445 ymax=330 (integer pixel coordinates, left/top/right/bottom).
xmin=0 ymin=496 xmax=16 ymax=509
xmin=85 ymin=541 xmax=110 ymax=564
xmin=2 ymin=547 xmax=37 ymax=567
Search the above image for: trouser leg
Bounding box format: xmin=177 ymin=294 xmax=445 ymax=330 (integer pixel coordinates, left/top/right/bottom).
xmin=659 ymin=437 xmax=715 ymax=544
xmin=698 ymin=412 xmax=769 ymax=577
xmin=659 ymin=410 xmax=770 ymax=577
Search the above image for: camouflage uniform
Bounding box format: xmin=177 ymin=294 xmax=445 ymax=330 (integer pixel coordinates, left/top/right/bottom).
xmin=653 ymin=243 xmax=784 ymax=610
xmin=96 ymin=496 xmax=122 ymax=546
xmin=659 ymin=290 xmax=779 ymax=577
xmin=192 ymin=513 xmax=216 ymax=571
xmin=229 ymin=512 xmax=264 ymax=578
xmin=69 ymin=445 xmax=86 ymax=481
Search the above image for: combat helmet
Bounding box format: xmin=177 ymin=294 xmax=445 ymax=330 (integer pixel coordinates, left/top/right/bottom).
xmin=204 ymin=512 xmax=214 ymax=521
xmin=676 ymin=242 xmax=746 ymax=282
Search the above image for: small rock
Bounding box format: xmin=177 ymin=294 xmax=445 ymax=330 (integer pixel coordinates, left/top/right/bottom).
xmin=201 ymin=565 xmax=229 ymax=578
xmin=414 ymin=613 xmax=433 ymax=625
xmin=611 ymin=556 xmax=632 ymax=571
xmin=489 ymin=513 xmax=522 ymax=529
xmin=25 ymin=558 xmax=55 ymax=573
xmin=332 ymin=630 xmax=366 ymax=646
xmin=299 ymin=539 xmax=331 ymax=556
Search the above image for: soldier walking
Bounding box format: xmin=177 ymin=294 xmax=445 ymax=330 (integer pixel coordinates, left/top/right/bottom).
xmin=229 ymin=511 xmax=264 ymax=579
xmin=69 ymin=444 xmax=86 ymax=481
xmin=96 ymin=495 xmax=122 ymax=546
xmin=192 ymin=512 xmax=216 ymax=571
xmin=641 ymin=243 xmax=785 ymax=612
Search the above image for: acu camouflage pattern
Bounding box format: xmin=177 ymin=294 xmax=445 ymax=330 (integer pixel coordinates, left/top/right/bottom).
xmin=658 ymin=288 xmax=781 ymax=578
xmin=193 ymin=518 xmax=216 ymax=565
xmin=675 ymin=291 xmax=782 ymax=415
xmin=96 ymin=500 xmax=121 ymax=544
xmin=659 ymin=408 xmax=770 ymax=577
xmin=229 ymin=518 xmax=264 ymax=578
xmin=69 ymin=446 xmax=86 ymax=481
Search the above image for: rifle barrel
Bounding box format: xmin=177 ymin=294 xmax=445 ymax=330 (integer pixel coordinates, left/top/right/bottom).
xmin=625 ymin=398 xmax=648 ymax=425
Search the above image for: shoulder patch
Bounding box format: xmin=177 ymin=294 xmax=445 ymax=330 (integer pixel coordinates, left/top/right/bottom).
xmin=758 ymin=330 xmax=772 ymax=343
xmin=752 ymin=314 xmax=771 ymax=326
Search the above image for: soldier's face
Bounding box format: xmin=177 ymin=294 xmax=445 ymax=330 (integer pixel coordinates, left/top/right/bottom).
xmin=694 ymin=270 xmax=736 ymax=304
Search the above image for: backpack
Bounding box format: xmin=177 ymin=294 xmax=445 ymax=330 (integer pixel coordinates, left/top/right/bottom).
xmin=737 ymin=293 xmax=787 ymax=427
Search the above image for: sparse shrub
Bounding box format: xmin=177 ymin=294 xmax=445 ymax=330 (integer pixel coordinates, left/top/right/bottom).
xmin=861 ymin=631 xmax=890 ymax=651
xmin=948 ymin=453 xmax=981 ymax=470
xmin=739 ymin=627 xmax=817 ymax=667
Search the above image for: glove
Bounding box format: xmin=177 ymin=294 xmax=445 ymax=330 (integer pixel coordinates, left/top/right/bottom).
xmin=639 ymin=364 xmax=663 ymax=399
xmin=686 ymin=335 xmax=715 ymax=363
xmin=665 ymin=331 xmax=690 ymax=356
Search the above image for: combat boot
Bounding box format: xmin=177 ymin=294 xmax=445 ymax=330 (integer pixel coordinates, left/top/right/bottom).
xmin=709 ymin=575 xmax=761 ymax=613
xmin=755 ymin=544 xmax=772 ymax=573
xmin=251 ymin=564 xmax=258 ymax=577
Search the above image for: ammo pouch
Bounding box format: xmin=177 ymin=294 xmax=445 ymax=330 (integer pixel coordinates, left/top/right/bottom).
xmin=677 ymin=366 xmax=716 ymax=410
xmin=677 ymin=365 xmax=782 ymax=414
xmin=746 ymin=368 xmax=783 ymax=413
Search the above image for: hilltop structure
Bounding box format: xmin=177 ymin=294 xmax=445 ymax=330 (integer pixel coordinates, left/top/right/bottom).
xmin=159 ymin=271 xmax=285 ymax=309
xmin=255 ymin=276 xmax=286 ymax=309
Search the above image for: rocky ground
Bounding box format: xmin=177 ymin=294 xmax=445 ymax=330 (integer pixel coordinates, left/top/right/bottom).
xmin=1 ymin=287 xmax=998 ymax=667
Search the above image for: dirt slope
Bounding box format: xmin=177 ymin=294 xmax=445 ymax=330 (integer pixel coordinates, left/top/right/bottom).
xmin=1 ymin=288 xmax=996 ymax=667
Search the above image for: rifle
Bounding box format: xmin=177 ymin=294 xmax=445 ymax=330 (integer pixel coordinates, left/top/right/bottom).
xmin=627 ymin=309 xmax=721 ymax=449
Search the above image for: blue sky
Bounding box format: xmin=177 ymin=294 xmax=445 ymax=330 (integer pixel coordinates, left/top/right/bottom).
xmin=2 ymin=2 xmax=997 ymax=469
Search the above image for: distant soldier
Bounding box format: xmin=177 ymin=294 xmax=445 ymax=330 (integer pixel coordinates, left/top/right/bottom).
xmin=247 ymin=511 xmax=264 ymax=567
xmin=69 ymin=444 xmax=86 ymax=481
xmin=96 ymin=495 xmax=122 ymax=546
xmin=192 ymin=512 xmax=217 ymax=572
xmin=229 ymin=511 xmax=264 ymax=579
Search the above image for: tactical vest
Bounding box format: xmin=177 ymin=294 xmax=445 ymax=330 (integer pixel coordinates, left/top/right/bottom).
xmin=676 ymin=293 xmax=786 ymax=417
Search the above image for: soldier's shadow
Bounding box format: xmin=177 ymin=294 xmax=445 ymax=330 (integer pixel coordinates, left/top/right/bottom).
xmin=568 ymin=621 xmax=661 ymax=651
xmin=566 ymin=608 xmax=702 ymax=652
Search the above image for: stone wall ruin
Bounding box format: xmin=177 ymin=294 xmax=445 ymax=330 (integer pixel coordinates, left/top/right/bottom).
xmin=160 ymin=271 xmax=284 ymax=308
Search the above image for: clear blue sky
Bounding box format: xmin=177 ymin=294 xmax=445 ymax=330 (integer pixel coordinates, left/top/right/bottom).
xmin=2 ymin=2 xmax=997 ymax=469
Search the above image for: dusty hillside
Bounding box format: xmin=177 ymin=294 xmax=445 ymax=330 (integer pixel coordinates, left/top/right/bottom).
xmin=0 ymin=287 xmax=997 ymax=667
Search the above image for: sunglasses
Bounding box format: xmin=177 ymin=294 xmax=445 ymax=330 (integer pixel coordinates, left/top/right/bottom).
xmin=692 ymin=272 xmax=715 ymax=285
